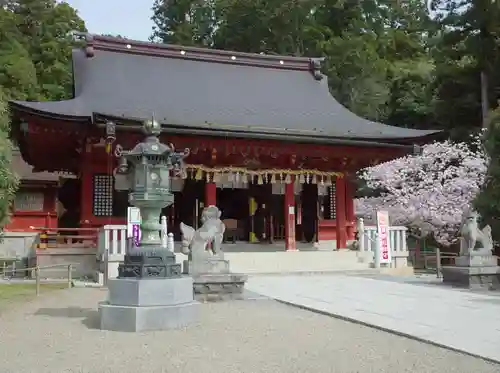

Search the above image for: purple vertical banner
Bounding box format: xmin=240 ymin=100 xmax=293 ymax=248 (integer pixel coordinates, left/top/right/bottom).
xmin=132 ymin=224 xmax=141 ymax=247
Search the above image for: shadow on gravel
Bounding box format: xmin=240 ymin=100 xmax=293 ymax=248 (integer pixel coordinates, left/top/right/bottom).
xmin=35 ymin=307 xmax=95 ymax=319
xmin=82 ymin=310 xmax=100 ymax=329
xmin=35 ymin=307 xmax=95 ymax=318
xmin=34 ymin=306 xmax=101 ymax=329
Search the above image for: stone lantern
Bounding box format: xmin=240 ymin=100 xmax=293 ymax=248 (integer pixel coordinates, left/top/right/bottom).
xmin=99 ymin=118 xmax=197 ymax=332
xmin=115 ymin=118 xmax=188 ymax=278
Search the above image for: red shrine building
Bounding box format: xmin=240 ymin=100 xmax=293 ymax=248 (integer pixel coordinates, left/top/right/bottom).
xmin=8 ymin=34 xmax=438 ymax=250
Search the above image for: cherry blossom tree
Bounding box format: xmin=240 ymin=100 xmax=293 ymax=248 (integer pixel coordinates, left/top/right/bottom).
xmin=355 ymin=134 xmax=487 ymax=245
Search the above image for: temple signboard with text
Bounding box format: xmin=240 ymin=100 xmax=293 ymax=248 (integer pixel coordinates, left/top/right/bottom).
xmin=127 ymin=207 xmax=141 ymax=246
xmin=376 ymin=210 xmax=391 ymax=264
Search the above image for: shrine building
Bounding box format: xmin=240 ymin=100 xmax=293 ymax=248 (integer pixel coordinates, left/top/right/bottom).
xmin=8 ymin=34 xmax=438 ymax=250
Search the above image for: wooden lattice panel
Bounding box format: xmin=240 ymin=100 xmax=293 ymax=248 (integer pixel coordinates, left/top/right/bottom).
xmin=92 ymin=174 xmax=113 ymax=216
xmin=329 ymin=185 xmax=336 ymax=220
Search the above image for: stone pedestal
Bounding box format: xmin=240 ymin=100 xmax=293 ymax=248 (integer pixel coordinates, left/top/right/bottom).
xmin=183 ymin=257 xmax=230 ymax=275
xmin=99 ymin=277 xmax=199 ymax=332
xmin=442 ymin=253 xmax=500 ymax=290
xmin=183 ymin=257 xmax=248 ymax=301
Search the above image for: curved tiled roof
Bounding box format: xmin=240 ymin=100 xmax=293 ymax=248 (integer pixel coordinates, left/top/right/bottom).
xmin=10 ymin=34 xmax=440 ymax=145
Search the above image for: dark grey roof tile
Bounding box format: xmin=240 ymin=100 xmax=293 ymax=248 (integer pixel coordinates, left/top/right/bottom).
xmin=10 ymin=35 xmax=440 ymax=142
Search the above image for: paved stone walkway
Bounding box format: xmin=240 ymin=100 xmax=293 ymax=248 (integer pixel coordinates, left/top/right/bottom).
xmin=0 ymin=286 xmax=498 ymax=372
xmin=246 ymin=274 xmax=500 ymax=364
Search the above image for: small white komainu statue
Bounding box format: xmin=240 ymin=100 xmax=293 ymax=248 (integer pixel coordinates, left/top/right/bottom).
xmin=180 ymin=205 xmax=226 ymax=260
xmin=460 ymin=210 xmax=493 ymax=255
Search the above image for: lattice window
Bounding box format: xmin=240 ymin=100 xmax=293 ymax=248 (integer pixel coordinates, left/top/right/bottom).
xmin=14 ymin=192 xmax=44 ymax=212
xmin=93 ymin=174 xmax=113 ymax=216
xmin=328 ymin=185 xmax=336 ymax=220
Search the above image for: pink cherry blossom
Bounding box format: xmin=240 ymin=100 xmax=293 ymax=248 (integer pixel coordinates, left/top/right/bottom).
xmin=355 ymin=134 xmax=487 ymax=245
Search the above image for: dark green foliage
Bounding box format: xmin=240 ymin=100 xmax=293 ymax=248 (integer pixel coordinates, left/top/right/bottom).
xmin=150 ymin=0 xmax=215 ymax=46
xmin=0 ymin=0 xmax=86 ymax=229
xmin=151 ymin=0 xmax=439 ymax=124
xmin=474 ymin=108 xmax=500 ymax=242
xmin=0 ymin=89 xmax=18 ymax=228
xmin=1 ymin=0 xmax=86 ymax=101
xmin=149 ymin=0 xmax=500 ymax=137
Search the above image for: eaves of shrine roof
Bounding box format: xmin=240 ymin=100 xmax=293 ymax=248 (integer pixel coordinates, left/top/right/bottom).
xmin=10 ymin=34 xmax=440 ymax=146
xmin=12 ymin=148 xmax=73 ymax=182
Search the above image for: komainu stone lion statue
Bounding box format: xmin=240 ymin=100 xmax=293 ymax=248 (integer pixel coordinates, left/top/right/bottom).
xmin=460 ymin=210 xmax=493 ymax=255
xmin=180 ymin=205 xmax=226 ymax=259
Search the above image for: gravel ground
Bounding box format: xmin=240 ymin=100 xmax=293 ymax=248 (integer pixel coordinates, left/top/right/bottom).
xmin=0 ymin=288 xmax=498 ymax=373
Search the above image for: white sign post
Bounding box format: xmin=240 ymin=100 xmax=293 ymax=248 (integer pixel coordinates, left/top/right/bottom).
xmin=376 ymin=210 xmax=391 ymax=266
xmin=127 ymin=207 xmax=141 ymax=245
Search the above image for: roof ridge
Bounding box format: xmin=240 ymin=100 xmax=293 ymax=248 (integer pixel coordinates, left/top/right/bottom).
xmin=74 ymin=32 xmax=324 ymax=77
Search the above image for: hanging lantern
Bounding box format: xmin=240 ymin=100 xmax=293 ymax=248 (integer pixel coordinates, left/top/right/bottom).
xmin=270 ymin=174 xmax=277 ymax=184
xmin=299 ymin=173 xmax=305 ymax=184
xmin=312 ymin=174 xmax=317 ymax=184
xmin=280 ymin=173 xmax=284 ymax=182
xmin=195 ymin=168 xmax=203 ymax=181
xmin=206 ymin=172 xmax=211 ymax=182
xmin=305 ymin=173 xmax=311 ymax=184
xmin=285 ymin=174 xmax=292 ymax=184
xmin=257 ymin=174 xmax=264 ymax=185
xmin=319 ymin=175 xmax=324 ymax=186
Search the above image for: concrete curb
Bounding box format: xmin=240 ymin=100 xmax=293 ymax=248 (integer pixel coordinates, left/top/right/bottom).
xmin=274 ymin=298 xmax=500 ymax=366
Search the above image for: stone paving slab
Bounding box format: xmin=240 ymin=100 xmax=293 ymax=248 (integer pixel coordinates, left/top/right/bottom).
xmin=246 ymin=274 xmax=500 ymax=363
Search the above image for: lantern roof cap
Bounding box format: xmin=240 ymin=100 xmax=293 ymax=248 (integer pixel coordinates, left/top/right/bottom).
xmin=127 ymin=136 xmax=172 ymax=158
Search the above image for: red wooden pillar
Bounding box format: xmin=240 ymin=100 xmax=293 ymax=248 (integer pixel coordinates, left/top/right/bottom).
xmin=284 ymin=180 xmax=296 ymax=251
xmin=80 ymin=145 xmax=93 ymax=227
xmin=345 ymin=179 xmax=355 ymax=241
xmin=335 ymin=177 xmax=347 ymax=249
xmin=205 ymin=182 xmax=217 ymax=206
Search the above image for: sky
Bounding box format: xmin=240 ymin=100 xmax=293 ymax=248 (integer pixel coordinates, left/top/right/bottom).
xmin=65 ymin=0 xmax=154 ymax=41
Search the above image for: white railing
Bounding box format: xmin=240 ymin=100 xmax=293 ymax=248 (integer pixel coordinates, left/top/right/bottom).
xmin=97 ymin=225 xmax=127 ymax=259
xmin=357 ymin=225 xmax=409 ymax=268
xmin=360 ymin=226 xmax=408 ymax=254
xmin=96 ymin=225 xmax=127 ymax=282
xmin=96 ymin=220 xmax=172 ymax=283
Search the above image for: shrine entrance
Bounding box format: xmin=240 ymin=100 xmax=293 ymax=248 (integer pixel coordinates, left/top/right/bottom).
xmin=57 ymin=178 xmax=81 ymax=230
xmin=217 ymin=188 xmax=249 ymax=242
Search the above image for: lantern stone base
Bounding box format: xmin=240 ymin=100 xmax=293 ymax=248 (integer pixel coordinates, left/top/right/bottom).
xmin=442 ymin=253 xmax=500 ymax=290
xmin=118 ymin=249 xmax=181 ymax=279
xmin=183 ymin=258 xmax=248 ymax=301
xmin=99 ymin=277 xmax=199 ymax=332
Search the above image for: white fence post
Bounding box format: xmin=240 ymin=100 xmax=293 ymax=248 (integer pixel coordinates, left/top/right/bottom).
xmin=374 ymin=236 xmax=381 ymax=268
xmin=161 ymin=216 xmax=168 ymax=249
xmin=167 ymin=232 xmax=175 ymax=252
xmin=357 ymin=218 xmax=365 ymax=252
xmin=98 ymin=225 xmax=128 ymax=282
